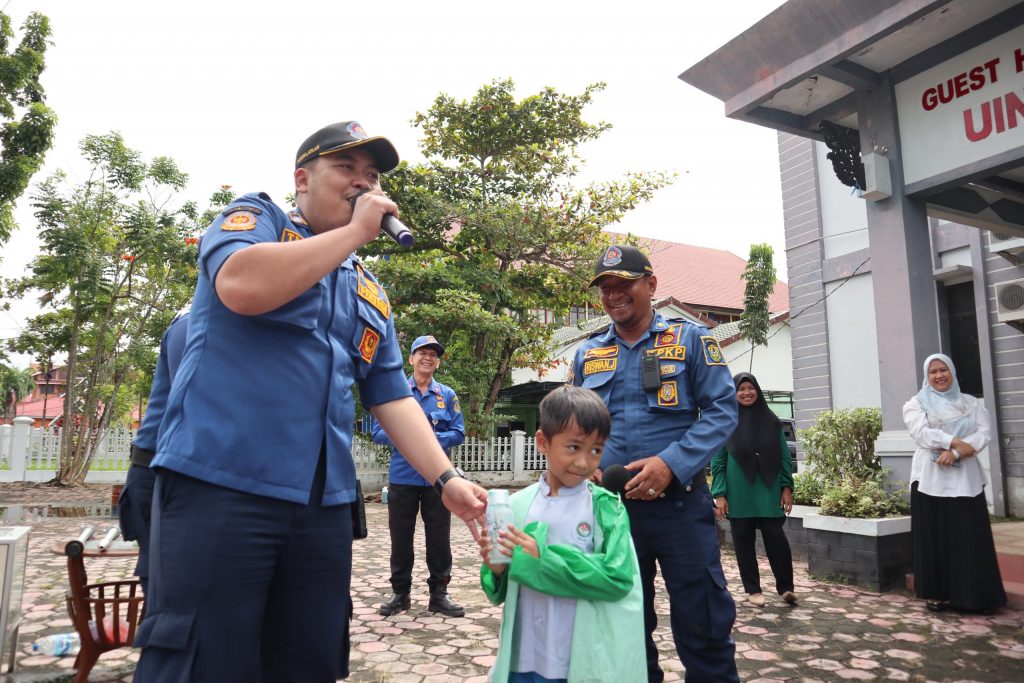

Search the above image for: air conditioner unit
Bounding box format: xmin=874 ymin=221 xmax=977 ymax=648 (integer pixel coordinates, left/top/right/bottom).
xmin=988 ymin=232 xmax=1024 ymax=255
xmin=996 ymin=278 xmax=1024 ymax=322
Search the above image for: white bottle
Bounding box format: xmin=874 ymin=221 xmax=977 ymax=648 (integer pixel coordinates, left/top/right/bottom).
xmin=32 ymin=632 xmax=81 ymax=656
xmin=486 ymin=489 xmax=514 ymax=565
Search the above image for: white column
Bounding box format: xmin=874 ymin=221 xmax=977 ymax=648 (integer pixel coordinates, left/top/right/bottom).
xmin=511 ymin=430 xmax=526 ymax=482
xmin=10 ymin=417 xmax=34 ymax=482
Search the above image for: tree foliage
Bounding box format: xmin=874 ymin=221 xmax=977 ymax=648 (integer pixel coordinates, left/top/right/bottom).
xmin=0 ymin=362 xmax=34 ymax=421
xmin=3 ymin=133 xmax=228 ymax=484
xmin=369 ymin=79 xmax=673 ymax=433
xmin=0 ymin=10 xmax=57 ymax=244
xmin=739 ymin=242 xmax=776 ymax=371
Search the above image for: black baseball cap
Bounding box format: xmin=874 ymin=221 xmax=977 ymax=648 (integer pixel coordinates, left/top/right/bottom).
xmin=587 ymin=244 xmax=654 ymax=288
xmin=295 ymin=121 xmax=400 ymax=172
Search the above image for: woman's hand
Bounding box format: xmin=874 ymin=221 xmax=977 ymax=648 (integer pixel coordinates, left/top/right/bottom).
xmin=951 ymin=438 xmax=976 ymax=458
xmin=781 ymin=487 xmax=794 ymax=515
xmin=935 ymin=450 xmax=958 ymax=466
xmin=714 ymin=496 xmax=728 ymax=519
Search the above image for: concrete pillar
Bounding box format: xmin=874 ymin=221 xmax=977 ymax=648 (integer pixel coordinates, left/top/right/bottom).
xmin=511 ymin=430 xmax=526 ymax=482
xmin=858 ymin=73 xmax=941 ymax=485
xmin=10 ymin=417 xmax=34 ymax=482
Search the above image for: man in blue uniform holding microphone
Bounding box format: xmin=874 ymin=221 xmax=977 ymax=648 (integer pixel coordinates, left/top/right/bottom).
xmin=373 ymin=335 xmax=466 ymax=617
xmin=571 ymin=244 xmax=740 ymax=682
xmin=134 ymin=121 xmax=487 ymax=683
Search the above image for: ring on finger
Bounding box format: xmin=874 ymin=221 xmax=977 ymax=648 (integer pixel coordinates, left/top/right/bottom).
xmin=647 ymin=487 xmax=657 ymax=496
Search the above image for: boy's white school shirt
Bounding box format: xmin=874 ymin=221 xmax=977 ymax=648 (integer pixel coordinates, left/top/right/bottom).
xmin=511 ymin=474 xmax=595 ymax=679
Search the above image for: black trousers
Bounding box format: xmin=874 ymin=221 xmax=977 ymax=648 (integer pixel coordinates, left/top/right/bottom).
xmin=730 ymin=516 xmax=794 ymax=595
xmin=387 ymin=482 xmax=452 ymax=594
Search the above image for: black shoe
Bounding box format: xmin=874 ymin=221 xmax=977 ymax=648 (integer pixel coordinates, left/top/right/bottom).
xmin=925 ymin=600 xmax=945 ymax=612
xmin=428 ymin=592 xmax=465 ymax=617
xmin=378 ymin=592 xmax=410 ymax=616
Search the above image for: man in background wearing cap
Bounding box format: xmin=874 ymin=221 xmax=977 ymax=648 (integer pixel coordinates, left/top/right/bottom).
xmin=134 ymin=122 xmax=487 ymax=683
xmin=571 ymin=244 xmax=740 ymax=682
xmin=372 ymin=335 xmax=467 ymax=617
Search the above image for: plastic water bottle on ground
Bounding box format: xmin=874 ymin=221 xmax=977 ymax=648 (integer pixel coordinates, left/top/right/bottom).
xmin=486 ymin=489 xmax=514 ymax=565
xmin=31 ymin=632 xmax=80 ymax=656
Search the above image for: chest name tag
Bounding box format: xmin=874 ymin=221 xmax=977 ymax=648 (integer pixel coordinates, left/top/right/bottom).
xmin=280 ymin=228 xmax=303 ymax=242
xmin=359 ymin=327 xmax=381 ymax=364
xmin=660 ymin=363 xmax=677 ymax=375
xmin=651 ymin=345 xmax=685 ymax=361
xmin=583 ymin=358 xmax=617 ymax=375
xmin=584 ymin=345 xmax=618 ymax=360
xmin=658 ymin=381 xmax=679 ymax=406
xmin=357 ymin=278 xmax=391 ymax=319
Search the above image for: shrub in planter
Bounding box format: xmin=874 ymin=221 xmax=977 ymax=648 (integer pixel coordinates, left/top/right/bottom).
xmin=818 ymin=474 xmax=908 ymax=518
xmin=792 ymin=469 xmax=825 ymax=506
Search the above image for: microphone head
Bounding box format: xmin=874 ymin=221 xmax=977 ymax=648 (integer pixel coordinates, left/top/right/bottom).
xmin=601 ymin=464 xmax=631 ymax=495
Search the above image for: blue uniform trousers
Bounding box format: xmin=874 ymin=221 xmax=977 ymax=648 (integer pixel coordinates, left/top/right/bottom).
xmin=134 ymin=454 xmax=354 ymax=683
xmin=626 ymin=481 xmax=739 ymax=683
xmin=117 ymin=464 xmax=157 ymax=595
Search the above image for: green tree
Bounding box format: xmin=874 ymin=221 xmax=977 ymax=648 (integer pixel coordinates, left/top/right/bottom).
xmin=739 ymin=243 xmax=776 ymax=371
xmin=0 ymin=10 xmax=57 ymax=244
xmin=4 ymin=132 xmax=223 ymax=485
xmin=370 ymin=79 xmax=673 ymax=434
xmin=0 ymin=363 xmax=34 ymax=421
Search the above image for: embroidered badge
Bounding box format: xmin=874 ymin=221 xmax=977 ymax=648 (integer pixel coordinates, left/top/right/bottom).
xmin=575 ymin=521 xmax=593 ymax=538
xmin=356 ymin=267 xmax=391 ymax=319
xmin=651 ymin=345 xmax=685 ymax=361
xmin=222 ymin=205 xmax=263 ymax=217
xmin=436 ymin=399 xmax=446 ymax=409
xmin=658 ymin=381 xmax=679 ymax=406
xmin=655 ymin=324 xmax=682 ymax=348
xmin=660 ymin=363 xmax=677 ymax=375
xmin=453 ymin=399 xmax=461 ymax=414
xmin=280 ymin=228 xmax=303 ymax=242
xmin=359 ymin=327 xmax=380 ymax=364
xmin=701 ymin=336 xmax=727 ymax=366
xmin=347 ymin=122 xmax=368 ymax=139
xmin=289 ymin=210 xmax=309 ymax=227
xmin=583 ymin=358 xmax=617 ymax=375
xmin=583 ymin=345 xmax=619 ymax=360
xmin=221 ymin=212 xmax=257 ymax=231
xmin=602 ymin=246 xmax=622 ymax=267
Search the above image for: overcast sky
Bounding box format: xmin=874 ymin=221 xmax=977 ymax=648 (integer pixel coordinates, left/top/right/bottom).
xmin=0 ymin=0 xmax=788 ymax=364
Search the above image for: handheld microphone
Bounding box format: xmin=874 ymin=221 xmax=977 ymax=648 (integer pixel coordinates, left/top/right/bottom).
xmin=601 ymin=464 xmax=632 ymax=496
xmin=349 ymin=190 xmax=414 ymax=247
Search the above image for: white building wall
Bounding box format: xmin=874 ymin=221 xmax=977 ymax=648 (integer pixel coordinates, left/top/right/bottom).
xmin=815 ymin=141 xmax=869 ymax=259
xmin=721 ymin=322 xmax=793 ymax=392
xmin=825 ymin=273 xmax=882 ymax=409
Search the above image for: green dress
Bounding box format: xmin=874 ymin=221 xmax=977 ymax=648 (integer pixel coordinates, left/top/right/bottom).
xmin=710 ymin=431 xmax=793 ymax=518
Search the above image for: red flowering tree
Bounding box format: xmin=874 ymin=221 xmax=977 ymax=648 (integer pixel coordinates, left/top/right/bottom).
xmin=3 ymin=134 xmax=231 ymax=484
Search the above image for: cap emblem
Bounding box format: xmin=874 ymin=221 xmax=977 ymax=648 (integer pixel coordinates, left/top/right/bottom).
xmin=346 ymin=122 xmax=368 ymax=139
xmin=603 ymin=246 xmax=623 ymax=267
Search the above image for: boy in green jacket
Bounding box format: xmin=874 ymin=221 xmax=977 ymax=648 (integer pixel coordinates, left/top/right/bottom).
xmin=478 ymin=386 xmax=645 ymax=682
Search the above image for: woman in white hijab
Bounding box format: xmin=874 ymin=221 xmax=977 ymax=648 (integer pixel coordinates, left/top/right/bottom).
xmin=903 ymin=353 xmax=1005 ymax=613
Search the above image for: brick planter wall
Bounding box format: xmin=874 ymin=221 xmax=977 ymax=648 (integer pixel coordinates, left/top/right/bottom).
xmin=717 ymin=505 xmax=913 ymax=591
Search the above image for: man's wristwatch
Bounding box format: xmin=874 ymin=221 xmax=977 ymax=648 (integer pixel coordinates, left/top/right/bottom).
xmin=951 ymin=447 xmax=962 ymax=461
xmin=433 ymin=467 xmax=467 ymax=497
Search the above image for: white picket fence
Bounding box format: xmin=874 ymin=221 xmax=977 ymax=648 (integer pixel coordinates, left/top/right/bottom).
xmin=0 ymin=418 xmax=542 ymax=488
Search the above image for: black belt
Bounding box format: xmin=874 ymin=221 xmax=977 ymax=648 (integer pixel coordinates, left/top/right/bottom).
xmin=130 ymin=444 xmax=155 ymax=467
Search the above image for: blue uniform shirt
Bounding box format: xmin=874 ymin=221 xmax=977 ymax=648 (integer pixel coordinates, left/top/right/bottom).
xmin=571 ymin=311 xmax=738 ymax=484
xmin=152 ymin=192 xmax=411 ymax=505
xmin=371 ymin=377 xmax=465 ymax=486
xmin=133 ymin=314 xmax=189 ymax=452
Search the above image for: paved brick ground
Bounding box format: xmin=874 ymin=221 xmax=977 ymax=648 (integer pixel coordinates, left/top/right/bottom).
xmin=1 ymin=484 xmax=1022 ymax=682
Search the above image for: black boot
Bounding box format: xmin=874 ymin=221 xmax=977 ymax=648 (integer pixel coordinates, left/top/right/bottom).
xmin=428 ymin=590 xmax=465 ymax=617
xmin=378 ymin=592 xmax=410 ymax=616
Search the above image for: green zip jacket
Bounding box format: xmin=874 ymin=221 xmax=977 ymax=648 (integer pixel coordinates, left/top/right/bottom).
xmin=479 ymin=481 xmax=646 ymax=682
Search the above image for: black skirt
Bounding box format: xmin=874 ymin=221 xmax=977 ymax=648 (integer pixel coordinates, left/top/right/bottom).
xmin=911 ymin=482 xmax=1007 ymax=611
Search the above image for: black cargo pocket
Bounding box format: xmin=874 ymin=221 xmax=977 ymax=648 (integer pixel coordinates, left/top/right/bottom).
xmin=117 ymin=485 xmax=137 ymax=542
xmin=133 ymin=610 xmax=198 ymax=682
xmin=705 ymin=565 xmax=736 ymax=640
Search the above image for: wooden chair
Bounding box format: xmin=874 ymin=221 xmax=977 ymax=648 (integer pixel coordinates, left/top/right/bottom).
xmin=63 ymin=541 xmax=145 ymax=683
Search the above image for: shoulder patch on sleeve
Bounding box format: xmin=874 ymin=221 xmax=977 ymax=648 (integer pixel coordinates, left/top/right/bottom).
xmin=221 ymin=211 xmax=258 ymax=231
xmin=701 ymin=336 xmax=727 ymax=366
xmin=280 ymin=228 xmax=303 ymax=242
